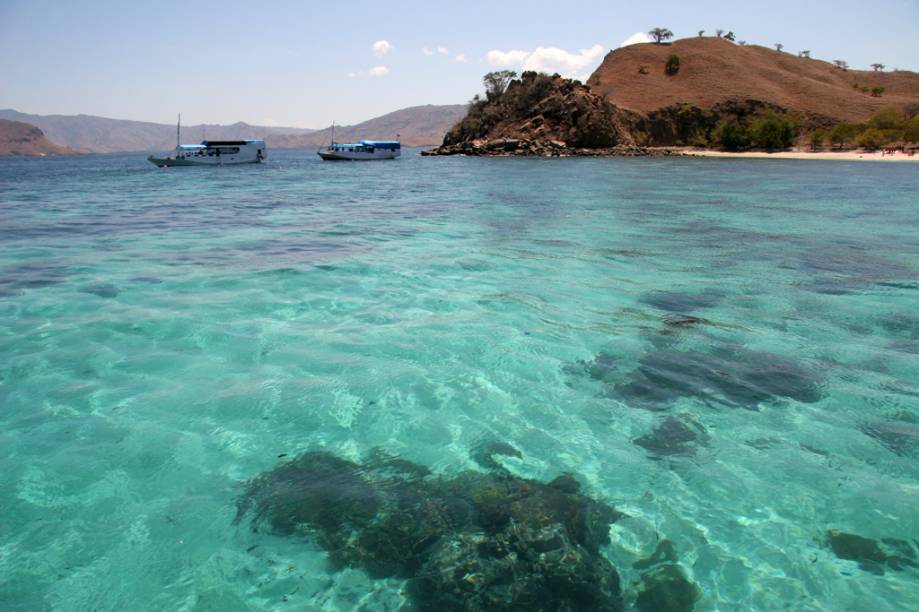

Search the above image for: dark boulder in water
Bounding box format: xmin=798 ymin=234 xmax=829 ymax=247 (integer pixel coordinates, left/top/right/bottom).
xmin=613 ymin=346 xmax=823 ymax=410
xmin=80 ymin=283 xmax=119 ymax=298
xmin=635 ymin=564 xmax=700 ymax=611
xmin=633 ymin=539 xmax=679 ymax=570
xmin=566 ymin=351 xmax=619 ymax=384
xmin=860 ymin=411 xmax=919 ymax=457
xmin=634 ymin=416 xmax=708 ymax=457
xmin=471 ymin=439 xmax=523 ymax=471
xmin=641 ymin=290 xmax=723 ymax=313
xmin=826 ymin=530 xmax=918 ymax=574
xmin=237 ymin=450 xmax=625 ymax=610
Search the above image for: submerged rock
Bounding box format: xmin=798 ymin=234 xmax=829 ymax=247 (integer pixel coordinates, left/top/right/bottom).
xmin=633 ymin=416 xmax=708 ymax=457
xmin=613 ymin=346 xmax=823 ymax=410
xmin=80 ymin=283 xmax=119 ymax=298
xmin=471 ymin=439 xmax=523 ymax=470
xmin=860 ymin=411 xmax=919 ymax=457
xmin=635 ymin=564 xmax=700 ymax=612
xmin=642 ymin=290 xmax=723 ymax=313
xmin=237 ymin=450 xmax=625 ymax=610
xmin=826 ymin=530 xmax=918 ymax=574
xmin=633 ymin=539 xmax=679 ymax=570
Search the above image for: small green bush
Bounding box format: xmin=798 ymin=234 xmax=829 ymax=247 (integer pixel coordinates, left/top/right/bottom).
xmin=829 ymin=123 xmax=859 ymax=149
xmin=751 ymin=112 xmax=797 ymax=150
xmin=809 ymin=128 xmax=827 ymax=151
xmin=638 ymin=64 xmax=650 ymax=74
xmin=713 ymin=120 xmax=751 ymax=150
xmin=665 ymin=54 xmax=680 ymax=75
xmin=905 ymin=117 xmax=919 ymax=143
xmin=871 ymin=86 xmax=885 ymax=97
xmin=858 ymin=128 xmax=887 ymax=150
xmin=869 ymin=108 xmax=901 ymax=130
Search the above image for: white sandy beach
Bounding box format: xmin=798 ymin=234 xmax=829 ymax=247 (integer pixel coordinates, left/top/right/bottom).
xmin=683 ymin=149 xmax=919 ymax=162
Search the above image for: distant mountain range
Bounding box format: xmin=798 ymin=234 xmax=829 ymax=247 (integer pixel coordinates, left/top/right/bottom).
xmin=0 ymin=119 xmax=78 ymax=156
xmin=0 ymin=104 xmax=466 ymax=154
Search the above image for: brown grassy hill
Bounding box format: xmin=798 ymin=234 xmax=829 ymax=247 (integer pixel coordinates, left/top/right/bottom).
xmin=0 ymin=119 xmax=78 ymax=156
xmin=587 ymin=37 xmax=919 ymax=124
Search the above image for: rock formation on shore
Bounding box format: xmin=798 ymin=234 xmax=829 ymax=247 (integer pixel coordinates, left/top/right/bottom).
xmin=424 ymin=72 xmax=679 ymax=157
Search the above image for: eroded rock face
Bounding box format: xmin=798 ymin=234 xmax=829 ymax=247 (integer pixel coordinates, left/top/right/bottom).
xmin=236 ymin=450 xmax=624 ymax=610
xmin=424 ymin=72 xmax=662 ymax=157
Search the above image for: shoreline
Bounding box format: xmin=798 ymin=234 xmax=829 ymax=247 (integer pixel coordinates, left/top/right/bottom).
xmin=681 ymin=149 xmax=919 ymax=162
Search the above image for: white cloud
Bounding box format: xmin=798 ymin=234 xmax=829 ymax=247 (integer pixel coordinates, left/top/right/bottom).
xmin=619 ymin=32 xmax=653 ymax=47
xmin=486 ymin=49 xmax=530 ymax=66
xmin=437 ymin=46 xmax=449 ymax=54
xmin=347 ymin=72 xmax=358 ymax=78
xmin=486 ymin=44 xmax=605 ymax=79
xmin=455 ymin=53 xmax=467 ymax=62
xmin=367 ymin=65 xmax=389 ymax=77
xmin=422 ymin=46 xmax=434 ymax=56
xmin=372 ymin=40 xmax=392 ymax=56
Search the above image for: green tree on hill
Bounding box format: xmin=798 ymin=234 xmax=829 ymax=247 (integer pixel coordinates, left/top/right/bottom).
xmin=713 ymin=120 xmax=751 ymax=150
xmin=799 ymin=50 xmax=811 ymax=58
xmin=716 ymin=29 xmax=724 ymax=38
xmin=809 ymin=128 xmax=827 ymax=151
xmin=483 ymin=70 xmax=517 ymax=101
xmin=649 ymin=28 xmax=674 ymax=44
xmin=868 ymin=108 xmax=900 ymax=130
xmin=698 ymin=30 xmax=705 ymax=37
xmin=829 ymin=123 xmax=858 ymax=149
xmin=775 ymin=43 xmax=784 ymax=52
xmin=724 ymin=31 xmax=736 ymax=42
xmin=665 ymin=54 xmax=681 ymax=75
xmin=833 ymin=60 xmax=848 ymax=70
xmin=871 ymin=63 xmax=885 ymax=72
xmin=871 ymin=86 xmax=885 ymax=97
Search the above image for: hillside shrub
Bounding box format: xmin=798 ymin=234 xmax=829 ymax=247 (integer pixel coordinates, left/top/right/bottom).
xmin=665 ymin=54 xmax=680 ymax=75
xmin=751 ymin=112 xmax=797 ymax=150
xmin=857 ymin=128 xmax=887 ymax=150
xmin=829 ymin=123 xmax=859 ymax=149
xmin=905 ymin=117 xmax=919 ymax=143
xmin=638 ymin=64 xmax=650 ymax=74
xmin=809 ymin=128 xmax=827 ymax=151
xmin=868 ymin=108 xmax=900 ymax=130
xmin=871 ymin=86 xmax=885 ymax=97
xmin=713 ymin=119 xmax=751 ymax=150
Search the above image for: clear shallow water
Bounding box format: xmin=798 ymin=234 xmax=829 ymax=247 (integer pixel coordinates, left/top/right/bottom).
xmin=1 ymin=150 xmax=917 ymax=610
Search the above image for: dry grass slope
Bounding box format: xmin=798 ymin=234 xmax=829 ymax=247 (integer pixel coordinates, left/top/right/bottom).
xmin=587 ymin=37 xmax=919 ymax=123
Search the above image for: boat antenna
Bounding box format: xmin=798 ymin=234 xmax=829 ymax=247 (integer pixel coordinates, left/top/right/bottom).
xmin=331 ymin=121 xmax=335 ymax=146
xmin=177 ymin=113 xmax=181 ymax=148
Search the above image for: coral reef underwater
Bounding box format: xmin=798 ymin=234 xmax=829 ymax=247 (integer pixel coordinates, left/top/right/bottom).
xmin=236 ymin=449 xmax=704 ymax=610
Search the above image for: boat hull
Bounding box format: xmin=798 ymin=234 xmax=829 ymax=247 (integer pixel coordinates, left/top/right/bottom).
xmin=147 ymin=156 xmax=262 ymax=167
xmin=318 ymin=151 xmax=400 ymax=161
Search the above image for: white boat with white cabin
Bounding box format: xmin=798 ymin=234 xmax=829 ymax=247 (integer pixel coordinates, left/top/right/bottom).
xmin=148 ymin=115 xmax=266 ymax=167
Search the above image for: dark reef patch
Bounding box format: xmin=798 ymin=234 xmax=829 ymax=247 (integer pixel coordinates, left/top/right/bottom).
xmin=635 ymin=564 xmax=700 ymax=612
xmin=634 ymin=416 xmax=709 ymax=457
xmin=80 ymin=283 xmax=120 ymax=298
xmin=566 ymin=351 xmax=619 ymax=384
xmin=826 ymin=530 xmax=918 ymax=574
xmin=471 ymin=439 xmax=523 ymax=471
xmin=859 ymin=411 xmax=919 ymax=457
xmin=612 ymin=346 xmax=823 ymax=410
xmin=641 ymin=289 xmax=723 ymax=313
xmin=237 ymin=450 xmax=625 ymax=610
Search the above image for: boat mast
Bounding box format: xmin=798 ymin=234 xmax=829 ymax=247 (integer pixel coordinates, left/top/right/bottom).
xmin=330 ymin=121 xmax=335 ymax=146
xmin=177 ymin=113 xmax=181 ymax=148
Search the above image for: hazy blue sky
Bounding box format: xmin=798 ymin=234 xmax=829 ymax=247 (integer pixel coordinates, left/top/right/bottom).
xmin=2 ymin=0 xmax=917 ymax=127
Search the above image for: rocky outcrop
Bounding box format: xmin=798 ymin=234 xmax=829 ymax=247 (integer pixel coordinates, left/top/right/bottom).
xmin=424 ymin=72 xmax=671 ymax=157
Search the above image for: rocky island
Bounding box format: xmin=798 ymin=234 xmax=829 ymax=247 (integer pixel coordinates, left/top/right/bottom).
xmin=425 ymin=36 xmax=919 ymax=157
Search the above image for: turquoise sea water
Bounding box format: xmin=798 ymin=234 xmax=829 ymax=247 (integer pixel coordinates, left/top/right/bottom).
xmin=1 ymin=150 xmax=917 ymax=610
